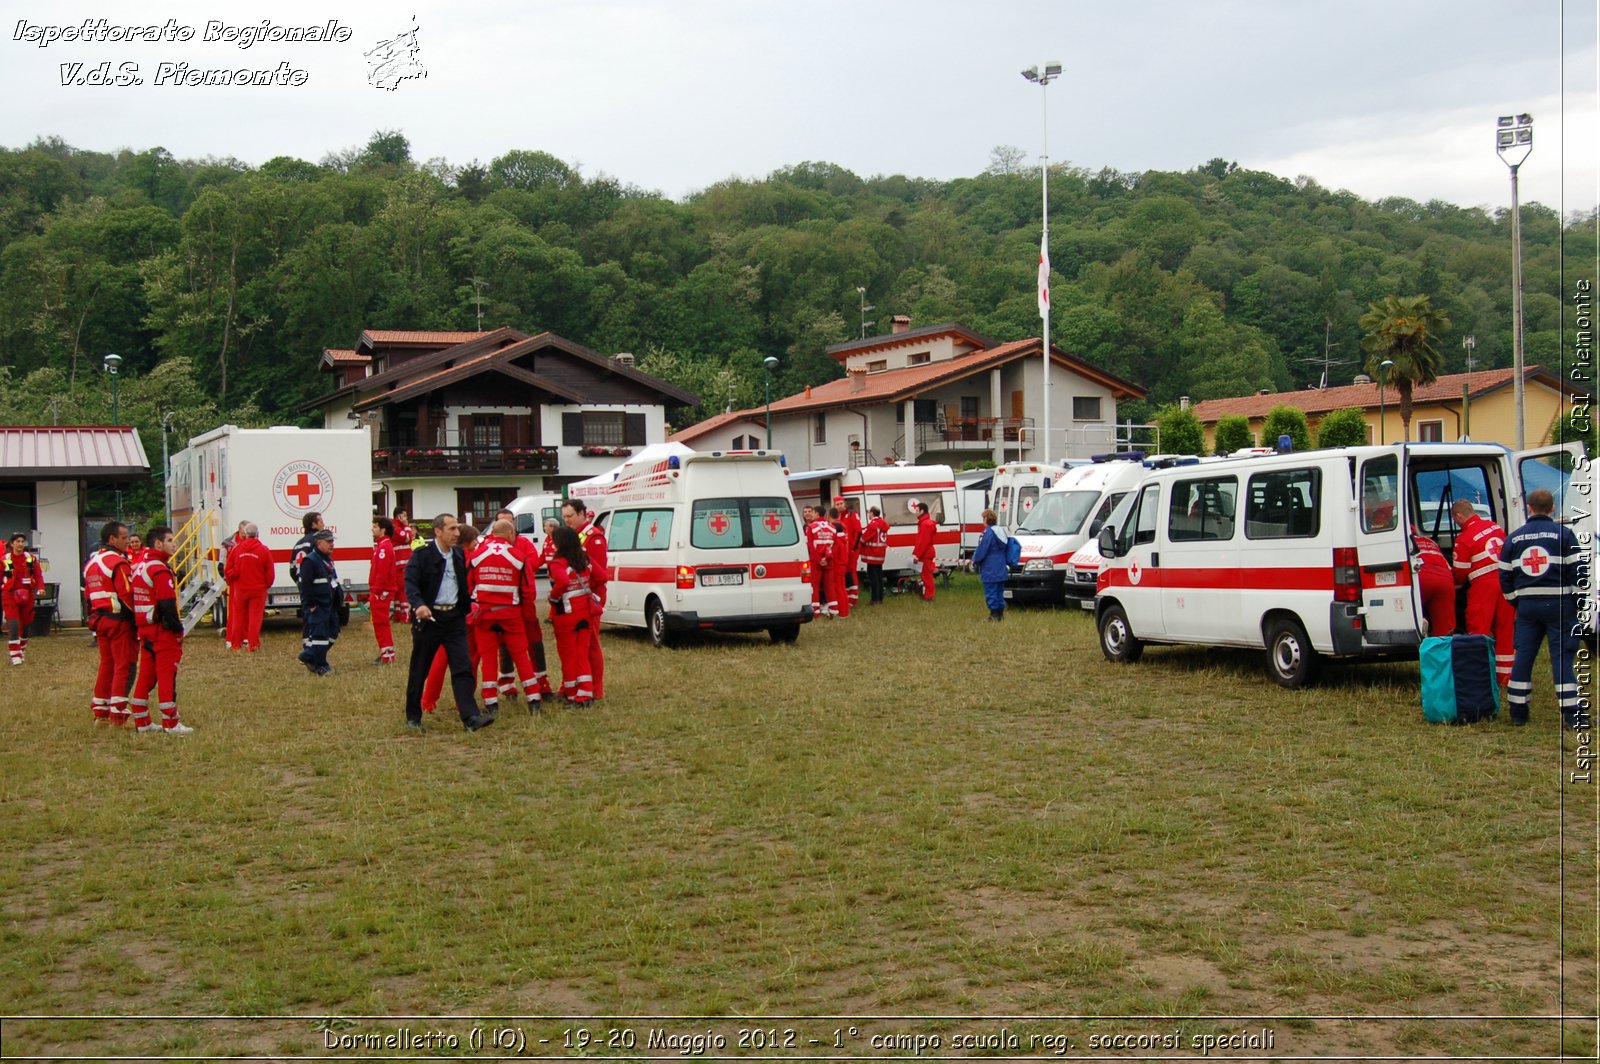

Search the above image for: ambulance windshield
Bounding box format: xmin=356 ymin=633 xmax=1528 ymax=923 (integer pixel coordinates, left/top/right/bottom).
xmin=1018 ymin=490 xmax=1101 ymax=537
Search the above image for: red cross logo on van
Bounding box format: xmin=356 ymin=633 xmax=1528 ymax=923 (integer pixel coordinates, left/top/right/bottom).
xmin=1520 ymin=546 xmax=1550 ymax=576
xmin=272 ymin=460 xmax=335 ymax=519
xmin=763 ymin=511 xmax=782 ymax=534
xmin=285 ymin=473 xmax=321 ymax=508
xmin=709 ymin=512 xmax=730 ymax=535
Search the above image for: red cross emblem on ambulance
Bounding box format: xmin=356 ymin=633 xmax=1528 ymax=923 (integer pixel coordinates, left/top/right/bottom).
xmin=1519 ymin=546 xmax=1550 ymax=576
xmin=762 ymin=511 xmax=782 ymax=534
xmin=272 ymin=460 xmax=335 ymax=519
xmin=709 ymin=512 xmax=731 ymax=536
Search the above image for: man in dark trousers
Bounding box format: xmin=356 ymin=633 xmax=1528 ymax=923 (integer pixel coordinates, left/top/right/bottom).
xmin=1500 ymin=487 xmax=1588 ymax=729
xmin=404 ymin=512 xmax=493 ymax=733
xmin=297 ymin=530 xmax=342 ymax=676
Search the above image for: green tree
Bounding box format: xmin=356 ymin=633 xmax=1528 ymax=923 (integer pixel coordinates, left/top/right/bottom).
xmin=1260 ymin=405 xmax=1313 ymax=452
xmin=1155 ymin=404 xmax=1205 ymax=455
xmin=1359 ymin=294 xmax=1451 ymax=440
xmin=1214 ymin=415 xmax=1253 ymax=454
xmin=1316 ymin=407 xmax=1369 ymax=449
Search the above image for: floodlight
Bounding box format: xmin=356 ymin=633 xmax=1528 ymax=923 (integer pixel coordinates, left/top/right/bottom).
xmin=1044 ymin=62 xmax=1062 ymax=76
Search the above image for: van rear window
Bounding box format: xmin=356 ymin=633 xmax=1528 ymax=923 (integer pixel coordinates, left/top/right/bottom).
xmin=691 ymin=498 xmax=800 ymax=549
xmin=606 ymin=509 xmax=673 ymax=551
xmin=881 ymin=491 xmax=944 ymax=526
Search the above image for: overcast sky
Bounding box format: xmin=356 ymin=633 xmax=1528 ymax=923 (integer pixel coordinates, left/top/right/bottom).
xmin=2 ymin=0 xmax=1595 ymax=215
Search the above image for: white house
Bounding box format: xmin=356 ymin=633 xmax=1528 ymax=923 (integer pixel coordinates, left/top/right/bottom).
xmin=301 ymin=328 xmax=699 ymax=526
xmin=669 ymin=317 xmax=1145 ymax=469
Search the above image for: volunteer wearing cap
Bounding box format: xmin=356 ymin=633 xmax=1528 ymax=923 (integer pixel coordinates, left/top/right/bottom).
xmin=297 ymin=529 xmax=343 ymax=676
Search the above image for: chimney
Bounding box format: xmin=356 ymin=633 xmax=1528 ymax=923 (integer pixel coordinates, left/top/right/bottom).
xmin=612 ymin=352 xmax=635 ymax=366
xmin=1179 ymin=396 xmax=1191 ymax=412
xmin=1352 ymin=373 xmax=1373 ymax=385
xmin=848 ymin=367 xmax=867 ymax=394
xmin=1257 ymin=388 xmax=1271 ymax=396
xmin=890 ymin=314 xmax=911 ymax=335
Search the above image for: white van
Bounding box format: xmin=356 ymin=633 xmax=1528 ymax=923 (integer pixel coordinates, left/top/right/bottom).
xmin=1093 ymin=442 xmax=1584 ymax=687
xmin=837 ymin=464 xmax=960 ymax=582
xmin=989 ymin=462 xmax=1074 ymax=534
xmin=1004 ymin=456 xmax=1156 ymax=606
xmin=591 ymin=450 xmax=812 ymax=647
xmin=506 ymin=493 xmax=564 ymax=552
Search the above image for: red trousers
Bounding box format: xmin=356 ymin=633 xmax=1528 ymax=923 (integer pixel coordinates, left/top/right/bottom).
xmin=1418 ymin=569 xmax=1456 ymax=638
xmin=551 ymin=608 xmax=597 ymax=702
xmin=810 ymin=565 xmax=831 ymax=613
xmin=6 ymin=597 xmax=34 ymax=661
xmin=131 ymin=628 xmax=184 ymax=728
xmin=90 ymin=615 xmax=138 ymax=721
xmin=1464 ymin=579 xmax=1515 ymax=684
xmin=919 ymin=558 xmax=937 ymax=600
xmin=589 ymin=590 xmax=605 ymax=700
xmin=423 ymin=626 xmax=480 ymax=711
xmin=226 ymin=586 xmax=266 ymax=650
xmin=825 ymin=565 xmax=848 ymax=617
xmin=497 ymin=604 xmax=552 ymax=696
xmin=475 ymin=608 xmax=539 ymax=709
xmin=370 ymin=593 xmax=396 ymax=662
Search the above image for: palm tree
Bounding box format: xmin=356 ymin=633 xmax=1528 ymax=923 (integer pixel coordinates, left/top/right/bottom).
xmin=1359 ymin=295 xmax=1452 ymax=441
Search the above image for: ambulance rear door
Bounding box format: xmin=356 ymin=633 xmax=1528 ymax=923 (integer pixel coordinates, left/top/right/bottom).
xmin=1355 ymin=449 xmax=1425 ymax=645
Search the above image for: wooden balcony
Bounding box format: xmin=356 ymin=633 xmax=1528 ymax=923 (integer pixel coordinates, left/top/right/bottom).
xmin=930 ymin=417 xmax=1033 ymax=448
xmin=372 ymin=446 xmax=559 ymax=477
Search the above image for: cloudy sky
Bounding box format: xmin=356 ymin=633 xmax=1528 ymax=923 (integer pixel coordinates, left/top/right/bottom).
xmin=2 ymin=0 xmax=1594 ymax=214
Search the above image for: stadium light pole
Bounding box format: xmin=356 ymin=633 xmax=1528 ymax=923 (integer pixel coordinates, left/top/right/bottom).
xmin=1495 ymin=114 xmax=1532 ymax=449
xmin=1460 ymin=334 xmax=1476 ymax=441
xmin=763 ymin=356 xmax=779 ymax=449
xmin=1378 ymin=359 xmax=1394 ymax=445
xmin=1022 ymin=60 xmax=1062 ymax=465
xmin=103 ymin=353 xmax=124 ymax=521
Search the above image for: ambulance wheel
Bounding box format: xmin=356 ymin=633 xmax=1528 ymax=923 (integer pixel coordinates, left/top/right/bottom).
xmin=1266 ymin=617 xmax=1319 ymax=689
xmin=1098 ymin=604 xmax=1143 ymax=663
xmin=646 ymin=599 xmax=675 ymax=648
xmin=768 ymin=623 xmax=800 ymax=644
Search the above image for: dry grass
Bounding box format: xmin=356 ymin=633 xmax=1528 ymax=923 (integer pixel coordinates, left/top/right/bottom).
xmin=1 ymin=576 xmax=1594 ymax=1059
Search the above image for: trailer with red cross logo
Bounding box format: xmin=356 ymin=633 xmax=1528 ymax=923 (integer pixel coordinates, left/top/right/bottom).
xmin=168 ymin=425 xmax=373 ymax=617
xmin=588 ymin=449 xmax=813 ymax=646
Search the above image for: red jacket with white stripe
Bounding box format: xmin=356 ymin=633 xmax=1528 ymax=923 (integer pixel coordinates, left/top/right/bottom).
xmin=369 ymin=536 xmax=399 ymax=597
xmin=469 ymin=537 xmax=526 ymax=609
xmin=1452 ymin=514 xmax=1507 ymax=587
xmin=859 ymin=517 xmax=889 ymax=566
xmin=83 ymin=547 xmax=133 ymax=619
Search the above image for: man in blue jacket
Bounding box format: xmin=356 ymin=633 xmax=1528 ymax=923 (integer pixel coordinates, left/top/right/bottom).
xmin=971 ymin=508 xmax=1014 ymax=621
xmin=297 ymin=529 xmax=341 ymax=676
xmin=1500 ymin=488 xmax=1588 ymax=729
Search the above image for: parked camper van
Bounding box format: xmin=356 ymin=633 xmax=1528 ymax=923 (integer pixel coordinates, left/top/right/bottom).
xmin=1003 ymin=455 xmax=1154 ymax=606
xmin=837 ymin=464 xmax=960 ymax=583
xmin=1093 ymin=442 xmax=1585 ymax=687
xmin=590 ymin=450 xmax=812 ymax=646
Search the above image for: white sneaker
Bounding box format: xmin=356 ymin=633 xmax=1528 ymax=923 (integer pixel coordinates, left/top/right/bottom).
xmin=136 ymin=722 xmax=161 ymax=733
xmin=164 ymin=722 xmax=194 ymax=735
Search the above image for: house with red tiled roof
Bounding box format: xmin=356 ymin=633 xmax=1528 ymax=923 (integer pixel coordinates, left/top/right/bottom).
xmin=669 ymin=317 xmax=1145 ymax=469
xmin=1189 ymin=366 xmax=1577 ymax=450
xmin=301 ymin=328 xmax=698 ymax=525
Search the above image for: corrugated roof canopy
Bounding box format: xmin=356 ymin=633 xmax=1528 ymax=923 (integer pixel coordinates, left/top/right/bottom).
xmin=0 ymin=427 xmax=150 ymax=481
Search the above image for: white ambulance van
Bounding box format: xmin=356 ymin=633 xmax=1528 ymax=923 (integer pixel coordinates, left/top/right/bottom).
xmin=506 ymin=493 xmax=564 ymax=552
xmin=1003 ymin=455 xmax=1155 ymax=606
xmin=589 ymin=450 xmax=813 ymax=647
xmin=837 ymin=464 xmax=960 ymax=583
xmin=168 ymin=425 xmax=373 ymax=621
xmin=989 ymin=462 xmax=1074 ymax=534
xmin=1093 ymin=442 xmax=1583 ymax=687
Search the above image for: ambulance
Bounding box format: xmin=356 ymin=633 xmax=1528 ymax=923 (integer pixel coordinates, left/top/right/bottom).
xmin=954 ymin=468 xmax=995 ymax=557
xmin=167 ymin=425 xmax=373 ymax=622
xmin=836 ymin=464 xmax=960 ymax=583
xmin=589 ymin=449 xmax=813 ymax=647
xmin=1092 ymin=442 xmax=1587 ymax=688
xmin=1003 ymin=455 xmax=1155 ymax=606
xmin=989 ymin=462 xmax=1074 ymax=534
xmin=506 ymin=493 xmax=564 ymax=551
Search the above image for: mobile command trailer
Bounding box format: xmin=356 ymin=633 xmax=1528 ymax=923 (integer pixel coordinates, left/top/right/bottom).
xmin=1004 ymin=455 xmax=1155 ymax=606
xmin=590 ymin=450 xmax=813 ymax=647
xmin=1093 ymin=442 xmax=1584 ymax=688
xmin=168 ymin=425 xmax=372 ymax=627
xmin=837 ymin=464 xmax=960 ymax=582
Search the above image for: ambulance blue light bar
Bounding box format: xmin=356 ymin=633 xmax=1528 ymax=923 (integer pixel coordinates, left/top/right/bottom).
xmin=668 ymin=455 xmax=681 ymax=469
xmin=1092 ymin=450 xmax=1145 ymax=463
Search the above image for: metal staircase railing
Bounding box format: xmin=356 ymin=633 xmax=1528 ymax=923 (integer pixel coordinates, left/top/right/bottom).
xmin=169 ymin=508 xmax=223 ymax=634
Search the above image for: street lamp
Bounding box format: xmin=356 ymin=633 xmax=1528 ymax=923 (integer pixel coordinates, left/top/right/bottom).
xmin=160 ymin=411 xmax=177 ymax=527
xmin=103 ymin=353 xmax=124 ymax=521
xmin=1022 ymin=60 xmax=1062 ymax=465
xmin=1495 ymin=113 xmax=1532 ymax=449
xmin=763 ymin=356 xmax=779 ymax=449
xmin=1460 ymin=335 xmax=1476 ymax=441
xmin=1378 ymin=359 xmax=1395 ymax=445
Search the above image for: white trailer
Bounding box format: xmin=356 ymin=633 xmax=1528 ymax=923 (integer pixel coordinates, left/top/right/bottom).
xmin=168 ymin=425 xmax=373 ymax=624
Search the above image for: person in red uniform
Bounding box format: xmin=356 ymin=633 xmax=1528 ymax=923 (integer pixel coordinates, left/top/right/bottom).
xmin=1411 ymin=526 xmax=1456 ymax=638
xmin=801 ymin=506 xmax=822 ymax=612
xmin=489 ymin=506 xmax=554 ymax=702
xmin=84 ymin=521 xmax=138 ymax=723
xmin=223 ymin=521 xmax=273 ymax=652
xmin=468 ymin=519 xmax=543 ymax=715
xmin=547 ymin=524 xmax=607 ymax=705
xmin=564 ymin=499 xmax=608 ymax=700
xmin=913 ymin=502 xmax=938 ymax=602
xmin=390 ymin=507 xmax=416 ymax=623
xmin=826 ymin=506 xmax=850 ymax=618
xmin=129 ymin=526 xmax=192 ymax=734
xmin=421 ymin=524 xmax=481 ymax=713
xmin=803 ymin=505 xmax=836 ymax=616
xmin=3 ymin=533 xmax=44 ymax=665
xmin=368 ymin=517 xmax=400 ymax=664
xmin=836 ymin=496 xmax=862 ymax=606
xmin=1450 ymin=500 xmax=1515 ymax=686
xmin=859 ymin=505 xmax=890 ymax=605
xmin=125 ymin=532 xmax=145 ymax=566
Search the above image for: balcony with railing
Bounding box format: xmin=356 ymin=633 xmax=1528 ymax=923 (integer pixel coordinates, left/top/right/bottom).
xmin=371 ymin=445 xmax=559 ymax=477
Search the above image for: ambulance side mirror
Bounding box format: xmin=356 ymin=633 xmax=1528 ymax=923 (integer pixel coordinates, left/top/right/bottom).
xmin=1098 ymin=525 xmax=1119 ymax=559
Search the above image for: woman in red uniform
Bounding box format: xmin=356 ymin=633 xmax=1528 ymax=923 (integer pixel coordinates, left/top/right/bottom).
xmin=547 ymin=524 xmax=608 ymax=705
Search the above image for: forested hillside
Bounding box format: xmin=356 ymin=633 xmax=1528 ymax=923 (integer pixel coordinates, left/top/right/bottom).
xmin=0 ymin=131 xmax=1587 ymax=434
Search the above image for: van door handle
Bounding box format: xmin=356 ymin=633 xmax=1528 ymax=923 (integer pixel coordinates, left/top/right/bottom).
xmin=1151 ymin=552 xmax=1160 ymax=566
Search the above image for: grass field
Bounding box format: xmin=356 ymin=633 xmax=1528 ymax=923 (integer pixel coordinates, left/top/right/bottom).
xmin=1 ymin=575 xmax=1595 ymax=1061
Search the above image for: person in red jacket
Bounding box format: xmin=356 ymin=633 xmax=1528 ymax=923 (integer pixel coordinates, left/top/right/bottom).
xmin=390 ymin=507 xmax=416 ymax=623
xmin=1451 ymin=500 xmax=1514 ymax=685
xmin=223 ymin=521 xmax=273 ymax=652
xmin=803 ymin=505 xmax=836 ymax=616
xmin=826 ymin=506 xmax=850 ymax=618
xmin=835 ymin=496 xmax=862 ymax=606
xmin=858 ymin=506 xmax=890 ymax=605
xmin=565 ymin=499 xmax=609 ymax=699
xmin=84 ymin=521 xmax=138 ymax=723
xmin=912 ymin=502 xmax=937 ymax=602
xmin=547 ymin=524 xmax=607 ymax=705
xmin=368 ymin=517 xmax=400 ymax=664
xmin=129 ymin=526 xmax=192 ymax=733
xmin=4 ymin=533 xmax=44 ymax=665
xmin=1411 ymin=526 xmax=1456 ymax=638
xmin=468 ymin=520 xmax=543 ymax=715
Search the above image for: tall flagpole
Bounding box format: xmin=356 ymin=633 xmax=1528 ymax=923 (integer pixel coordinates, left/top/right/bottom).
xmin=1022 ymin=62 xmax=1061 ymax=465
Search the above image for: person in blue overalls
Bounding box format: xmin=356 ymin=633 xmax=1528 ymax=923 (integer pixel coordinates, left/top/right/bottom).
xmin=297 ymin=529 xmax=342 ymax=676
xmin=971 ymin=508 xmax=1014 ymax=622
xmin=1499 ymin=488 xmax=1587 ymax=729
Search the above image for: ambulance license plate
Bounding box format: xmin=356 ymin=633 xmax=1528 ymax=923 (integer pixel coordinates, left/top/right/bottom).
xmin=700 ymin=571 xmax=745 ymax=587
xmin=1003 ymin=589 xmax=1014 ymax=599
